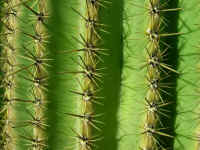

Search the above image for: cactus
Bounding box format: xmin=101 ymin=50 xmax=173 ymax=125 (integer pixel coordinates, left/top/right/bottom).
xmin=0 ymin=0 xmax=200 ymax=150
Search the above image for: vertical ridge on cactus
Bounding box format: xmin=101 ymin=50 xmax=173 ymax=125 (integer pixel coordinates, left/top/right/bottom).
xmin=65 ymin=1 xmax=104 ymax=150
xmin=0 ymin=0 xmax=21 ymax=149
xmin=22 ymin=0 xmax=49 ymax=149
xmin=140 ymin=0 xmax=180 ymax=149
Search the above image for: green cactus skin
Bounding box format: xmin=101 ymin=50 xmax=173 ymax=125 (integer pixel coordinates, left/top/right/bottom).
xmin=173 ymin=0 xmax=200 ymax=150
xmin=0 ymin=0 xmax=200 ymax=150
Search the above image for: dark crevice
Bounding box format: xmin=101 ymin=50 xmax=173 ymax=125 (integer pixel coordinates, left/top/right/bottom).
xmin=46 ymin=1 xmax=72 ymax=150
xmin=160 ymin=0 xmax=179 ymax=149
xmin=97 ymin=0 xmax=123 ymax=150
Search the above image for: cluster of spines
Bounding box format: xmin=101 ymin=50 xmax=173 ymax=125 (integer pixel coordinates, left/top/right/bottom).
xmin=140 ymin=0 xmax=180 ymax=149
xmin=65 ymin=0 xmax=108 ymax=149
xmin=0 ymin=0 xmax=20 ymax=149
